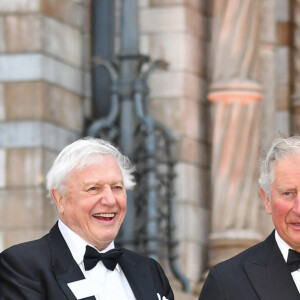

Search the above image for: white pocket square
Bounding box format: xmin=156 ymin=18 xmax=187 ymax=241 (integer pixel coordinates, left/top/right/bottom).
xmin=157 ymin=293 xmax=169 ymax=300
xmin=67 ymin=279 xmax=99 ymax=299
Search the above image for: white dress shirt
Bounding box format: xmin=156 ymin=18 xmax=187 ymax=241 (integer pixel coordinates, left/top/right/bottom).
xmin=275 ymin=230 xmax=300 ymax=293
xmin=58 ymin=220 xmax=136 ymax=300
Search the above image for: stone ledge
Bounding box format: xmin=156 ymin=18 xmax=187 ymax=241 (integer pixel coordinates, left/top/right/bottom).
xmin=0 ymin=121 xmax=79 ymax=151
xmin=0 ymin=53 xmax=91 ymax=97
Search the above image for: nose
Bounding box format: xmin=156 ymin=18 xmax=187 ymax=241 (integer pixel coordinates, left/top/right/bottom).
xmin=293 ymin=194 xmax=300 ymax=215
xmin=100 ymin=185 xmax=117 ymax=206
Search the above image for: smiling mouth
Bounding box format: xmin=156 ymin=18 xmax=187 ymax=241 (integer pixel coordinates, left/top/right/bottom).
xmin=93 ymin=213 xmax=116 ymax=221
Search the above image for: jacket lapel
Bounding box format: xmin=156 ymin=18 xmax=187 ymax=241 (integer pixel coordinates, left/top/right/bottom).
xmin=118 ymin=250 xmax=158 ymax=300
xmin=243 ymin=232 xmax=299 ymax=299
xmin=48 ymin=223 xmax=96 ymax=300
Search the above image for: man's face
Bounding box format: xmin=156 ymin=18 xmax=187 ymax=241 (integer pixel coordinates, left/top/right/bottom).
xmin=261 ymin=154 xmax=300 ymax=251
xmin=52 ymin=154 xmax=127 ymax=250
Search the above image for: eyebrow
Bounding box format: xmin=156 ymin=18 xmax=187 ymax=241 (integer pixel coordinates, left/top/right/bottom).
xmin=82 ymin=179 xmax=124 ymax=186
xmin=277 ymin=187 xmax=296 ymax=192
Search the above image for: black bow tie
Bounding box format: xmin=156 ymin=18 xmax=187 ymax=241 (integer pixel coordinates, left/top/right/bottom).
xmin=287 ymin=249 xmax=300 ymax=272
xmin=83 ymin=245 xmax=123 ymax=271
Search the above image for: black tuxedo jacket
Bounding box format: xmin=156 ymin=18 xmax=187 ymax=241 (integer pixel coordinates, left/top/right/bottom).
xmin=0 ymin=223 xmax=174 ymax=300
xmin=199 ymin=231 xmax=300 ymax=300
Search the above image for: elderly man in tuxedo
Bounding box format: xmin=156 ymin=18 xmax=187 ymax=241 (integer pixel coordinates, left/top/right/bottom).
xmin=0 ymin=138 xmax=174 ymax=300
xmin=199 ymin=136 xmax=300 ymax=299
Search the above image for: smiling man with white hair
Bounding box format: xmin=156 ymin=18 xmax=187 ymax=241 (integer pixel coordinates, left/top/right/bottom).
xmin=0 ymin=137 xmax=174 ymax=300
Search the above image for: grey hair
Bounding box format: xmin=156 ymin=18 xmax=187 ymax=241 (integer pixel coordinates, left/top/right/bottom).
xmin=259 ymin=136 xmax=300 ymax=198
xmin=46 ymin=137 xmax=136 ymax=197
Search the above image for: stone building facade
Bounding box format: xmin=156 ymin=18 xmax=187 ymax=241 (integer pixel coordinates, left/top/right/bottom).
xmin=0 ymin=0 xmax=295 ymax=298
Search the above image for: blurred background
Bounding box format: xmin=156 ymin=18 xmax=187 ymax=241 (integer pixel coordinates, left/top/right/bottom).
xmin=0 ymin=0 xmax=297 ymax=298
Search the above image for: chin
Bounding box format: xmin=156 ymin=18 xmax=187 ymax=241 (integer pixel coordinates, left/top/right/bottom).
xmin=98 ymin=233 xmax=117 ymax=243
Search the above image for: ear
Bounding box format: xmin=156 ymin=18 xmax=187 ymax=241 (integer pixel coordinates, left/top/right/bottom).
xmin=260 ymin=187 xmax=272 ymax=215
xmin=51 ymin=189 xmax=65 ymax=215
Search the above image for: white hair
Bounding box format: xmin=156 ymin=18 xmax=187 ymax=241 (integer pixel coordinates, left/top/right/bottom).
xmin=46 ymin=137 xmax=136 ymax=197
xmin=259 ymin=136 xmax=300 ymax=198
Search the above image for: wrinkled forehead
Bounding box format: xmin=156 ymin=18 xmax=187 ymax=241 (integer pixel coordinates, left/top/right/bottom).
xmin=271 ymin=152 xmax=300 ymax=177
xmin=66 ymin=153 xmax=119 ymax=179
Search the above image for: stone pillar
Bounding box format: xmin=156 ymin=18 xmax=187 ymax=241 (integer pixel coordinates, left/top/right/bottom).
xmin=208 ymin=0 xmax=263 ymax=266
xmin=0 ymin=0 xmax=90 ymax=250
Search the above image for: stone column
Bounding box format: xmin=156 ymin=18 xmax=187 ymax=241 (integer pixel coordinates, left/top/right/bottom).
xmin=208 ymin=0 xmax=263 ymax=265
xmin=0 ymin=0 xmax=90 ymax=249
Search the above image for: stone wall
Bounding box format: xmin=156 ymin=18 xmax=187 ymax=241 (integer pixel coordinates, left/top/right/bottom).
xmin=136 ymin=0 xmax=212 ymax=291
xmin=291 ymin=0 xmax=300 ymax=132
xmin=274 ymin=0 xmax=291 ymax=135
xmin=0 ymin=0 xmax=90 ymax=249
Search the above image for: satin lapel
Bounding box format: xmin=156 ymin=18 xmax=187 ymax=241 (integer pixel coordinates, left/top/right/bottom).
xmin=243 ymin=233 xmax=299 ymax=300
xmin=118 ymin=250 xmax=158 ymax=300
xmin=48 ymin=223 xmax=96 ymax=300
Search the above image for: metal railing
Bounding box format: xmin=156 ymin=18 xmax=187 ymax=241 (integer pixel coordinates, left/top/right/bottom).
xmin=87 ymin=0 xmax=190 ymax=292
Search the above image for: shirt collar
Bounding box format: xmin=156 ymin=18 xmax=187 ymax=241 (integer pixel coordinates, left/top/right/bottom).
xmin=275 ymin=230 xmax=292 ymax=262
xmin=58 ymin=220 xmax=121 ymax=272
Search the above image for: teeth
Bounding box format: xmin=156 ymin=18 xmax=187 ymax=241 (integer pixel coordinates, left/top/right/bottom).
xmin=94 ymin=213 xmax=115 ymax=218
